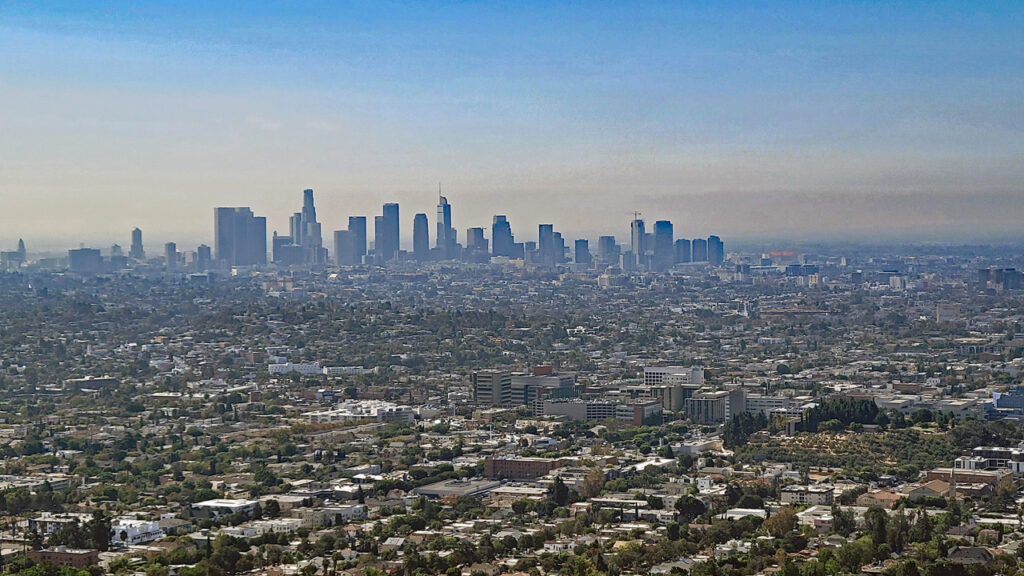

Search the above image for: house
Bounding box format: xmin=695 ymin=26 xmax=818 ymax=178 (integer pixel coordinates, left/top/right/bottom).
xmin=379 ymin=537 xmax=406 ymax=553
xmin=947 ymin=546 xmax=995 ymax=565
xmin=856 ymin=490 xmax=901 ymax=509
xmin=905 ymin=480 xmax=950 ymax=501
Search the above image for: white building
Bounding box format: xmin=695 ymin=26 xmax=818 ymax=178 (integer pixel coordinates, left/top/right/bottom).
xmin=111 ymin=517 xmax=163 ymax=546
xmin=323 ymin=366 xmax=374 ymax=376
xmin=268 ymin=362 xmax=322 ymax=375
xmin=191 ymin=499 xmax=258 ymax=520
xmin=303 ymin=400 xmax=415 ymax=424
xmin=643 ymin=366 xmax=705 ymax=387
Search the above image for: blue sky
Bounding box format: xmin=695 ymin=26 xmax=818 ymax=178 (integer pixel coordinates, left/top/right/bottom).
xmin=2 ymin=1 xmax=1023 ymax=249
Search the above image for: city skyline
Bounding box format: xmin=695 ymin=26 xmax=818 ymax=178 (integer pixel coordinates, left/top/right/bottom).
xmin=2 ymin=2 xmax=1023 ymax=248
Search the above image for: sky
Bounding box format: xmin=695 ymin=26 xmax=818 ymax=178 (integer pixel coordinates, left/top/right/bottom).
xmin=1 ymin=1 xmax=1023 ymax=251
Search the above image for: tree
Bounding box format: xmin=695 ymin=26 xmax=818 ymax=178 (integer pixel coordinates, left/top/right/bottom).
xmin=831 ymin=505 xmax=856 ymax=537
xmin=865 ymin=506 xmax=888 ymax=547
xmin=674 ymin=496 xmax=705 ymax=523
xmin=264 ymin=499 xmax=281 ymax=519
xmin=511 ymin=499 xmax=532 ymax=516
xmin=88 ymin=510 xmax=111 ymax=551
xmin=550 ymin=477 xmax=569 ymax=507
xmin=667 ymin=523 xmax=681 ymax=541
xmin=582 ymin=468 xmax=605 ymax=499
xmin=763 ymin=507 xmax=797 ymax=538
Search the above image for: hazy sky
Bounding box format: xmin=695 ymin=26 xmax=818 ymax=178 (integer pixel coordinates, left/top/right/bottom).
xmin=2 ymin=1 xmax=1023 ymax=250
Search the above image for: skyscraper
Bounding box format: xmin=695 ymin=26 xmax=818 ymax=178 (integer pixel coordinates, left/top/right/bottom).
xmin=575 ymin=239 xmax=592 ymax=265
xmin=598 ymin=235 xmax=618 ymax=263
xmin=279 ymin=189 xmax=326 ymax=265
xmin=377 ymin=203 xmax=400 ymax=263
xmin=129 ymin=228 xmax=145 ymax=260
xmin=413 ymin=213 xmax=429 ymax=261
xmin=465 ymin=227 xmax=488 ymax=262
xmin=692 ymin=238 xmax=708 ymax=262
xmin=630 ymin=218 xmax=646 ymax=269
xmin=348 ymin=216 xmax=367 ymax=263
xmin=436 ymin=195 xmax=455 ymax=258
xmin=707 ymin=235 xmax=724 ymax=266
xmin=164 ymin=242 xmax=178 ymax=271
xmin=537 ymin=224 xmax=555 ymax=265
xmin=492 ymin=215 xmax=514 ymax=257
xmin=675 ymin=238 xmax=691 ymax=264
xmin=333 ymin=230 xmax=354 ymax=266
xmin=301 ymin=189 xmax=325 ymax=263
xmin=215 ymin=207 xmax=267 ymax=267
xmin=653 ymin=220 xmax=674 ymax=272
xmin=196 ymin=244 xmax=212 ymax=271
xmin=466 ymin=227 xmax=486 ymax=250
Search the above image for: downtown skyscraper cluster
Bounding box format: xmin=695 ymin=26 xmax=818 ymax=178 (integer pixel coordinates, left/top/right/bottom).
xmin=204 ymin=189 xmax=726 ymax=273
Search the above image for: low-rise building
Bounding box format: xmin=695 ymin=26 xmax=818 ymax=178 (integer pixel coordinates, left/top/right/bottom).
xmin=780 ymin=485 xmax=834 ymax=506
xmin=28 ymin=548 xmax=99 ymax=568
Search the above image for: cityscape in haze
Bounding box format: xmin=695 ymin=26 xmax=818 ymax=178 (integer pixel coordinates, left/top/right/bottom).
xmin=4 ymin=3 xmax=1024 ymax=576
xmin=3 ymin=189 xmax=727 ymax=275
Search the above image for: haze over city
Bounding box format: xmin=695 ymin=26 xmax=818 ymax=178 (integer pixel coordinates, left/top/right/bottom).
xmin=2 ymin=1 xmax=1023 ymax=250
xmin=10 ymin=4 xmax=1024 ymax=576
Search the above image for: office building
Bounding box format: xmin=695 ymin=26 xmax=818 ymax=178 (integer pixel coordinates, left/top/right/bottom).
xmin=553 ymin=232 xmax=566 ymax=264
xmin=436 ymin=195 xmax=455 ymax=259
xmin=574 ymin=239 xmax=592 ymax=265
xmin=373 ymin=216 xmax=385 ymax=264
xmin=675 ymin=238 xmax=691 ymax=264
xmin=484 ymin=457 xmax=566 ymax=480
xmin=598 ymin=235 xmax=618 ymax=264
xmin=511 ymin=372 xmax=577 ymax=414
xmin=630 ymin=218 xmax=646 ymax=269
xmin=492 ymin=215 xmax=515 ymax=257
xmin=164 ymin=242 xmax=178 ymax=270
xmin=108 ymin=247 xmax=126 ymax=269
xmin=686 ymin=390 xmax=730 ymax=424
xmin=349 ymin=216 xmax=367 ymax=263
xmin=465 ymin=227 xmax=487 ymax=262
xmin=692 ymin=238 xmax=708 ymax=262
xmin=643 ymin=366 xmax=705 ymax=387
xmin=707 ymin=235 xmax=724 ymax=266
xmin=413 ymin=213 xmax=429 ymax=261
xmin=273 ymin=232 xmax=303 ymax=266
xmin=537 ymin=224 xmax=555 ymax=265
xmin=333 ymin=230 xmax=354 ymax=266
xmin=653 ymin=220 xmax=674 ymax=272
xmin=276 ymin=189 xmax=327 ymax=265
xmin=68 ymin=248 xmax=103 ymax=274
xmin=465 ymin=227 xmax=486 ymax=250
xmin=129 ymin=228 xmax=145 ymax=260
xmin=215 ymin=207 xmax=267 ymax=267
xmin=472 ymin=370 xmax=512 ymax=407
xmin=686 ymin=387 xmax=745 ymax=424
xmin=542 ymin=399 xmax=662 ymax=426
xmin=376 ymin=203 xmax=400 ymax=264
xmin=1 ymin=239 xmax=27 ymax=269
xmin=196 ymin=244 xmax=212 ymax=271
